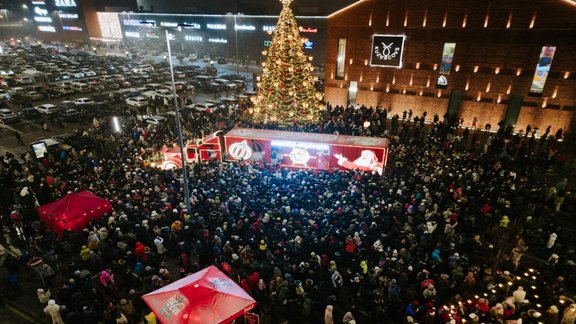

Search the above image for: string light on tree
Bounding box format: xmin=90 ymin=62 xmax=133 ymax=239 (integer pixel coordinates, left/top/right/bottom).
xmin=252 ymin=0 xmax=323 ymax=125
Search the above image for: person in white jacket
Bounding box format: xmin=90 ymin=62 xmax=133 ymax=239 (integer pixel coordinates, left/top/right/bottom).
xmin=44 ymin=299 xmax=64 ymax=324
xmin=37 ymin=288 xmax=51 ymax=304
xmin=154 ymin=236 xmax=167 ymax=255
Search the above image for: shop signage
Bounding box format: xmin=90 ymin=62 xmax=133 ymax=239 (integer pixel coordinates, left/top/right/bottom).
xmin=235 ymin=24 xmax=256 ymax=31
xmin=125 ymin=31 xmax=141 ymax=38
xmin=304 ymin=40 xmax=314 ymax=50
xmin=160 ymin=22 xmax=178 ymax=27
xmin=38 ymin=25 xmax=56 ymax=32
xmin=183 ymin=22 xmax=201 ymax=29
xmin=54 ymin=0 xmax=77 ymax=7
xmin=59 ymin=13 xmax=78 ymax=19
xmin=263 ymin=25 xmax=276 ymax=32
xmin=34 ymin=6 xmax=48 ymax=16
xmin=370 ymin=34 xmax=405 ymax=68
xmin=185 ymin=35 xmax=203 ymax=42
xmin=209 ymin=38 xmax=227 ymax=43
xmin=207 ymin=23 xmax=226 ymax=30
xmin=62 ymin=26 xmax=82 ymax=31
xmin=271 ymin=140 xmax=329 ymax=150
xmin=264 ymin=40 xmax=272 ymax=47
xmin=300 ymin=27 xmax=317 ymax=33
xmin=34 ymin=16 xmax=53 ymax=22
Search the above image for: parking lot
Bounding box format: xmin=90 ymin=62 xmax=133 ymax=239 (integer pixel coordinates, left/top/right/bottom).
xmin=0 ymin=41 xmax=265 ymax=155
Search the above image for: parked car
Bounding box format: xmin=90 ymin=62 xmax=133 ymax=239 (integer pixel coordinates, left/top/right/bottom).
xmin=35 ymin=103 xmax=60 ymax=115
xmin=188 ymin=102 xmax=217 ymax=112
xmin=73 ymin=97 xmax=96 ymax=105
xmin=19 ymin=107 xmax=42 ymax=120
xmin=0 ymin=108 xmax=21 ymax=124
xmin=125 ymin=96 xmax=149 ymax=108
xmin=58 ymin=108 xmax=81 ymax=122
xmin=144 ymin=115 xmax=167 ymax=125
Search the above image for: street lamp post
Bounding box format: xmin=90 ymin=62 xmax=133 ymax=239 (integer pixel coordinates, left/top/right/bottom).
xmin=140 ymin=22 xmax=192 ymax=215
xmin=165 ymin=28 xmax=192 ymax=216
xmin=233 ymin=14 xmax=240 ymax=76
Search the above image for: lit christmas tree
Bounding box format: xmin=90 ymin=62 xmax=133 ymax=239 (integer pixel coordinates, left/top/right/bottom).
xmin=252 ymin=0 xmax=323 ymax=125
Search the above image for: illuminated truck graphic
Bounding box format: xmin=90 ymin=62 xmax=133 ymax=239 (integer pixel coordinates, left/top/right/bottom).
xmin=159 ymin=128 xmax=389 ymax=174
xmin=159 ymin=131 xmax=223 ymax=169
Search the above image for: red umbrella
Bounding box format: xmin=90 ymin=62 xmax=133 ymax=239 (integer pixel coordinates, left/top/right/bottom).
xmin=142 ymin=265 xmax=256 ymax=324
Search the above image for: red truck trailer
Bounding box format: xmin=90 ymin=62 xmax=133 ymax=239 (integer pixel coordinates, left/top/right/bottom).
xmin=223 ymin=128 xmax=388 ymax=174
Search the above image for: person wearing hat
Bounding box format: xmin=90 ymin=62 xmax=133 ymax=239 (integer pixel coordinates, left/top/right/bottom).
xmin=37 ymin=288 xmax=51 ymax=304
xmin=44 ymin=299 xmax=64 ymax=324
xmin=118 ymin=298 xmax=135 ymax=320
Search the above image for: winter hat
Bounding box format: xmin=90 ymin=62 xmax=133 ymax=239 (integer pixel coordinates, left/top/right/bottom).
xmin=48 ymin=300 xmax=56 ymax=306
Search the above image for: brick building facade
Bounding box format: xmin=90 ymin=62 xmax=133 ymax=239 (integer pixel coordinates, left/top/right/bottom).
xmin=324 ymin=0 xmax=576 ymax=134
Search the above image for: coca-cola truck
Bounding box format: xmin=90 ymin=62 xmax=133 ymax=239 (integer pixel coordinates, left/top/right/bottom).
xmin=158 ymin=128 xmax=389 ymax=174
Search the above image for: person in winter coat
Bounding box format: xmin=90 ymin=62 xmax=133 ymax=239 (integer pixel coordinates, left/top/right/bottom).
xmin=343 ymin=311 xmax=356 ymax=324
xmin=37 ymin=288 xmax=51 ymax=304
xmin=44 ymin=299 xmax=64 ymax=324
xmin=100 ymin=270 xmax=115 ymax=287
xmin=324 ymin=305 xmax=334 ymax=324
xmin=135 ymin=242 xmax=148 ymax=262
xmin=154 ymin=236 xmax=167 ymax=255
xmin=80 ymin=245 xmax=91 ymax=262
xmin=118 ymin=299 xmax=135 ymax=319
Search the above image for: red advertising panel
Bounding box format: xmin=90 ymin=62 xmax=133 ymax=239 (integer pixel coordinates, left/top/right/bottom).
xmin=223 ymin=128 xmax=388 ymax=174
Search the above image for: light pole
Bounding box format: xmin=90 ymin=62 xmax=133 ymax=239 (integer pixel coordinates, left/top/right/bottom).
xmin=227 ymin=12 xmax=240 ymax=76
xmin=140 ymin=22 xmax=192 ymax=215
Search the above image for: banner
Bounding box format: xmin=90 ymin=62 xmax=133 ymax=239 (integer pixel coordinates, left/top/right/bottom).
xmin=370 ymin=35 xmax=405 ymax=68
xmin=245 ymin=312 xmax=259 ymax=324
xmin=336 ymin=38 xmax=346 ymax=80
xmin=528 ymin=46 xmax=556 ymax=96
xmin=436 ymin=43 xmax=456 ymax=89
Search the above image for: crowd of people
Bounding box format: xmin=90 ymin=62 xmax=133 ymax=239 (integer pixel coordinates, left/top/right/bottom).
xmin=0 ymin=103 xmax=574 ymax=324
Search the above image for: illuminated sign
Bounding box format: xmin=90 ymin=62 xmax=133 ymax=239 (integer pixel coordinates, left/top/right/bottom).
xmin=207 ymin=24 xmax=226 ymax=30
xmin=271 ymin=140 xmax=329 ymax=151
xmin=34 ymin=16 xmax=53 ymax=22
xmin=38 ymin=25 xmax=56 ymax=32
xmin=228 ymin=141 xmax=253 ymax=160
xmin=529 ymin=46 xmax=556 ymax=96
xmin=145 ymin=32 xmax=159 ymax=39
xmin=289 ymin=148 xmax=311 ymax=166
xmin=304 ymin=40 xmax=314 ymax=50
xmin=122 ymin=19 xmax=140 ymax=26
xmin=436 ymin=43 xmax=456 ymax=89
xmin=263 ymin=25 xmax=276 ymax=32
xmin=34 ymin=6 xmax=48 ymax=16
xmin=208 ymin=38 xmax=227 ymax=43
xmin=370 ymin=34 xmax=405 ymax=68
xmin=54 ymin=0 xmax=77 ymax=7
xmin=264 ymin=40 xmax=272 ymax=47
xmin=59 ymin=13 xmax=78 ymax=19
xmin=235 ymin=24 xmax=255 ymax=31
xmin=125 ymin=31 xmax=141 ymax=38
xmin=183 ymin=22 xmax=201 ymax=29
xmin=31 ymin=1 xmax=46 ymax=4
xmin=185 ymin=35 xmax=203 ymax=42
xmin=300 ymin=27 xmax=318 ymax=33
xmin=336 ymin=38 xmax=346 ymax=80
xmin=160 ymin=22 xmax=178 ymax=27
xmin=62 ymin=26 xmax=83 ymax=31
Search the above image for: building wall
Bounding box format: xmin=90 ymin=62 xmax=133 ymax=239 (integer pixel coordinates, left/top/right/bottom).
xmin=325 ymin=0 xmax=576 ymax=134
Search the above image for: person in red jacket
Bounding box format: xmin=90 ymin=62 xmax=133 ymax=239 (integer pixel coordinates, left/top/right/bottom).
xmin=135 ymin=242 xmax=148 ymax=263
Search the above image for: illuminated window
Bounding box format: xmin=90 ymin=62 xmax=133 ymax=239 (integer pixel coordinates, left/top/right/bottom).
xmin=529 ymin=11 xmax=537 ymax=29
xmin=404 ymin=10 xmax=409 ymax=27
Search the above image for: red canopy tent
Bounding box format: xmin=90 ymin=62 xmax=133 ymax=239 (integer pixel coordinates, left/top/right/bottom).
xmin=142 ymin=265 xmax=256 ymax=324
xmin=37 ymin=191 xmax=112 ymax=237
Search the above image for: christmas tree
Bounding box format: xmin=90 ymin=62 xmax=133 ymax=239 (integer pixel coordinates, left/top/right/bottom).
xmin=252 ymin=0 xmax=323 ymax=125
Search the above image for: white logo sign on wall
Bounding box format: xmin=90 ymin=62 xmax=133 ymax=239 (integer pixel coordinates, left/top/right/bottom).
xmin=55 ymin=0 xmax=77 ymax=7
xmin=370 ymin=35 xmax=405 ymax=68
